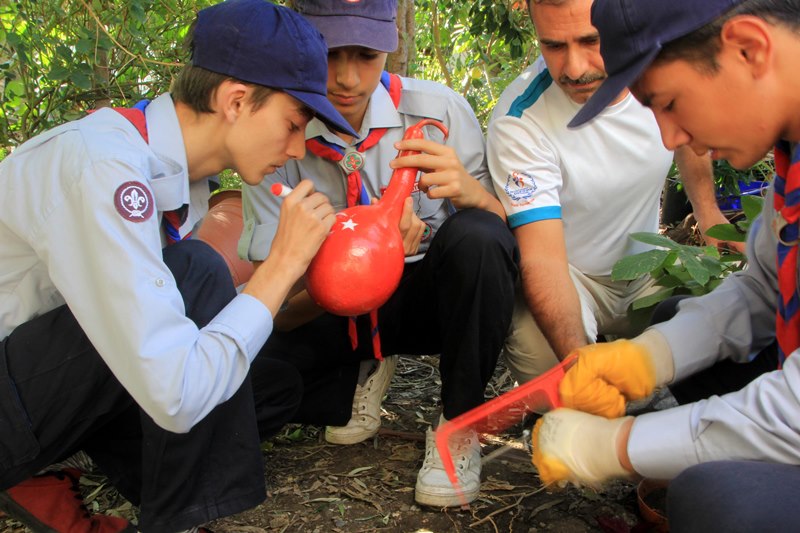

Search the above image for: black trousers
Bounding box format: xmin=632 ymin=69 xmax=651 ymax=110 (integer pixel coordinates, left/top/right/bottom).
xmin=668 ymin=461 xmax=800 ymax=532
xmin=0 ymin=240 xmax=302 ymax=532
xmin=650 ymin=295 xmax=779 ymax=404
xmin=257 ymin=209 xmax=520 ymax=425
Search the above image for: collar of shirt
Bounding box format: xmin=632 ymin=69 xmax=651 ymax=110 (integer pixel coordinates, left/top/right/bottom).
xmin=304 ymin=81 xmax=404 ymax=149
xmin=145 ymin=93 xmax=209 ymax=233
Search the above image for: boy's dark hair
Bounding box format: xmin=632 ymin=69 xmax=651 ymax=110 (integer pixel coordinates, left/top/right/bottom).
xmin=657 ymin=0 xmax=800 ymax=73
xmin=171 ymin=65 xmax=277 ymax=114
xmin=170 ymin=20 xmax=276 ymax=114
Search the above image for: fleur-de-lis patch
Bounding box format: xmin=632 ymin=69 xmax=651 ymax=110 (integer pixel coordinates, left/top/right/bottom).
xmin=114 ymin=181 xmax=154 ymax=222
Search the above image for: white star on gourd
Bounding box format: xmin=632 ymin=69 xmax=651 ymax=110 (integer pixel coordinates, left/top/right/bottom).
xmin=340 ymin=218 xmax=358 ymax=231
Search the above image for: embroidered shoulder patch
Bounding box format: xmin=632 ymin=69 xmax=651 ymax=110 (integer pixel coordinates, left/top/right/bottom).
xmin=114 ymin=181 xmax=154 ymax=222
xmin=504 ymin=171 xmax=537 ymax=207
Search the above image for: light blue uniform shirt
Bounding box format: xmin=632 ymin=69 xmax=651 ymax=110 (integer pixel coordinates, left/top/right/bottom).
xmin=0 ymin=93 xmax=272 ymax=433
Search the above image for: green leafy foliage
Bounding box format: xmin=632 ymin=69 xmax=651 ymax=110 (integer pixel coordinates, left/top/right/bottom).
xmin=706 ymin=194 xmax=765 ymax=242
xmin=1 ymin=0 xmax=217 ymax=148
xmin=713 ymin=157 xmax=774 ymax=197
xmin=614 ymin=193 xmax=766 ymax=311
xmin=1 ymin=0 xmax=535 ymax=157
xmin=612 ymin=232 xmax=747 ymax=311
xmin=411 ymin=0 xmax=534 ymax=127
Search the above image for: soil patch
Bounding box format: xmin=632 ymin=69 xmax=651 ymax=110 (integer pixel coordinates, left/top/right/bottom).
xmin=0 ymin=356 xmax=672 ymax=533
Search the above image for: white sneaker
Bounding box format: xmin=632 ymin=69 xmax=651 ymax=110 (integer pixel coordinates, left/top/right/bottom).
xmin=415 ymin=420 xmax=481 ymax=507
xmin=325 ymin=355 xmax=398 ymax=445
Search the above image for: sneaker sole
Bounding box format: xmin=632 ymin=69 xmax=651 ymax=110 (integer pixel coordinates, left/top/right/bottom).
xmin=414 ymin=486 xmax=480 ymax=508
xmin=324 ymin=425 xmax=380 ymax=445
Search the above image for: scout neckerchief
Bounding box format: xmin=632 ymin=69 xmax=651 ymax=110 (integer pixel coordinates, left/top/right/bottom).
xmin=773 ymin=141 xmax=800 ymax=367
xmin=107 ymin=100 xmax=190 ymax=245
xmin=305 ymin=72 xmax=402 ymax=361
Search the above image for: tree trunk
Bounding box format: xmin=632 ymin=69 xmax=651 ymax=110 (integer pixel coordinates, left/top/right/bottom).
xmin=387 ymin=0 xmax=414 ymax=76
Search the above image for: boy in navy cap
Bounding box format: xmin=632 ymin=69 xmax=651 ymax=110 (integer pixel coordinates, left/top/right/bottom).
xmin=242 ymin=0 xmax=519 ymax=508
xmin=529 ymin=0 xmax=800 ymax=530
xmin=0 ymin=0 xmax=353 ymax=531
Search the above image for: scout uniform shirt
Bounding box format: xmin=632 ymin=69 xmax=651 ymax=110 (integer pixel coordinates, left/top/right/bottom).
xmin=240 ymin=75 xmax=493 ymax=264
xmin=630 ymin=182 xmax=800 ymax=480
xmin=0 ymin=93 xmax=272 ymax=433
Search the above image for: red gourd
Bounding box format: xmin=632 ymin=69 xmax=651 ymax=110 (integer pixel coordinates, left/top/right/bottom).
xmin=306 ymin=119 xmax=449 ymax=316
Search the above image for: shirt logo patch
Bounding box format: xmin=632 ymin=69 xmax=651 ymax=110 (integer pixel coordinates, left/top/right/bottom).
xmin=114 ymin=181 xmax=154 ymax=222
xmin=504 ymin=171 xmax=537 ymax=207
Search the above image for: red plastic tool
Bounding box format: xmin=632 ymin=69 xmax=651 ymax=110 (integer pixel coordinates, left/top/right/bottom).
xmin=435 ymin=355 xmax=577 ymax=505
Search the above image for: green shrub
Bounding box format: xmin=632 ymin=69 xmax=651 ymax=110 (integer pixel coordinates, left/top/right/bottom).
xmin=612 ymin=194 xmax=764 ymax=312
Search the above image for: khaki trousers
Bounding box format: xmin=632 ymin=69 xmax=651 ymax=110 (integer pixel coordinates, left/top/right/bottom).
xmin=504 ymin=265 xmax=660 ymax=383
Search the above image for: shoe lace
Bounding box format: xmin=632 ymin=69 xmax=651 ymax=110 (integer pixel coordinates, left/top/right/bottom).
xmin=351 ymin=368 xmax=380 ymax=417
xmin=425 ymin=433 xmax=476 ymax=477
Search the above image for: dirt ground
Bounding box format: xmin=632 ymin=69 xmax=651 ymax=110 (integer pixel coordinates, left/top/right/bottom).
xmin=0 ymin=355 xmax=674 ymax=533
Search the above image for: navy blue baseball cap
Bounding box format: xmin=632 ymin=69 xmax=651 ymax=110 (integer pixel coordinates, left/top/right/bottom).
xmin=568 ymin=0 xmax=745 ymax=128
xmin=192 ymin=0 xmax=356 ymax=136
xmin=295 ymin=0 xmax=399 ymax=53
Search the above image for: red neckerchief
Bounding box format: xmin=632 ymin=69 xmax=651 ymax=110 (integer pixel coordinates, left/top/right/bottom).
xmin=773 ymin=141 xmax=800 ymax=366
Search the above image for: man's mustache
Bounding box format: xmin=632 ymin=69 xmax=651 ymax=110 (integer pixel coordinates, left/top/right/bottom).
xmin=559 ymin=72 xmax=607 ymax=86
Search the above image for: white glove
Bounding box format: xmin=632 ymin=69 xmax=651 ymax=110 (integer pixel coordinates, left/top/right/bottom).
xmin=532 ymin=408 xmax=634 ymax=488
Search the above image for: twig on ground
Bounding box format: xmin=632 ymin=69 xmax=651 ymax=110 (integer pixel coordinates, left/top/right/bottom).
xmin=469 ymin=487 xmax=550 ymax=528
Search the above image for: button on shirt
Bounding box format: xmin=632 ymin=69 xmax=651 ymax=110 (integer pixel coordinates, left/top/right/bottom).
xmin=0 ymin=93 xmax=272 ymax=433
xmin=240 ymin=76 xmax=493 ymax=264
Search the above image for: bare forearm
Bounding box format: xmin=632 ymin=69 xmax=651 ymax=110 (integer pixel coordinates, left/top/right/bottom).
xmin=273 ymin=290 xmax=325 ymax=331
xmin=243 ymin=255 xmax=307 ymax=318
xmin=521 ymin=262 xmax=588 ymax=359
xmin=675 ymin=147 xmax=716 ymax=215
xmin=675 ymin=147 xmax=745 ymax=252
xmin=475 ymin=189 xmax=507 ymax=222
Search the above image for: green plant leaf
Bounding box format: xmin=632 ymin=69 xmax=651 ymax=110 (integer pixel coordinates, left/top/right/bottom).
xmin=611 ymin=249 xmax=670 ymax=281
xmin=655 ymin=273 xmax=685 ymax=289
xmin=703 ymin=245 xmax=721 ymax=259
xmin=70 ymin=71 xmax=92 ymax=90
xmin=5 ymin=79 xmax=25 ymax=96
xmin=629 ymin=232 xmax=681 ymax=250
xmin=632 ymin=287 xmax=675 ymax=311
xmin=707 ymin=278 xmax=725 ymax=291
xmin=678 ymin=249 xmax=711 ymax=286
xmin=698 ymin=255 xmax=724 ymax=278
xmin=75 ymin=38 xmax=95 ymax=54
xmin=741 ymin=194 xmax=765 ymax=222
xmin=720 ymin=252 xmax=746 ymax=263
xmin=47 ymin=64 xmax=70 ymax=81
xmin=705 ymin=223 xmax=746 ymax=242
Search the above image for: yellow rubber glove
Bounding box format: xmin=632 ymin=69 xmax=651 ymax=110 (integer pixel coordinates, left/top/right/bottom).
xmin=531 ymin=408 xmax=633 ymax=488
xmin=559 ymin=329 xmax=674 ymax=418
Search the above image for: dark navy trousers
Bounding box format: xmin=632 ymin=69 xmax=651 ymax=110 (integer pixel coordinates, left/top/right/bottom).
xmin=668 ymin=461 xmax=800 ymax=532
xmin=0 ymin=240 xmax=301 ymax=532
xmin=258 ymin=208 xmax=520 ymax=426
